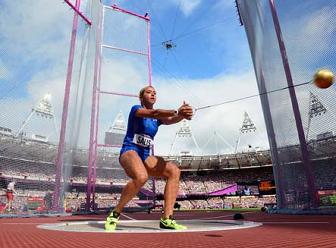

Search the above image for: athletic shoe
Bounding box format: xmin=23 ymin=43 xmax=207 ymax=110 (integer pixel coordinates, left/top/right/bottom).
xmin=160 ymin=216 xmax=187 ymax=230
xmin=105 ymin=211 xmax=120 ymax=231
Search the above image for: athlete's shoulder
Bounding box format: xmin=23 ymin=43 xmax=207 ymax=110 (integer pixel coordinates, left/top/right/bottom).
xmin=131 ymin=104 xmax=142 ymax=110
xmin=130 ymin=105 xmax=142 ymax=115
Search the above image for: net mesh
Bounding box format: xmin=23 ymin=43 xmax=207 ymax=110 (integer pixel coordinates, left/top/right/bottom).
xmin=0 ymin=0 xmax=154 ymax=215
xmin=3 ymin=0 xmax=335 ymax=215
xmin=0 ymin=0 xmax=90 ymax=214
xmin=237 ymin=0 xmax=336 ymax=212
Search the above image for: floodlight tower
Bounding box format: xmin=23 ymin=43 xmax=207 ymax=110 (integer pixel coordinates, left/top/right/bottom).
xmin=104 ymin=111 xmax=126 ymax=146
xmin=235 ymin=111 xmax=257 ymax=153
xmin=169 ymin=120 xmax=201 ymax=155
xmin=15 ymin=93 xmax=59 ymax=139
xmin=306 ymin=92 xmax=327 ymax=140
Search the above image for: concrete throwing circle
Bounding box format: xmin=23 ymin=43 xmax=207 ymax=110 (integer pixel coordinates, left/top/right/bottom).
xmin=38 ymin=219 xmax=262 ymax=233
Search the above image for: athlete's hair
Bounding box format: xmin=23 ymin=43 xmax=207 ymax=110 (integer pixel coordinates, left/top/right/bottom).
xmin=139 ymin=85 xmax=153 ymax=105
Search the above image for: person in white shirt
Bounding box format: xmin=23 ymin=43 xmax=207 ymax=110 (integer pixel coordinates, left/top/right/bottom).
xmin=6 ymin=181 xmax=16 ymax=211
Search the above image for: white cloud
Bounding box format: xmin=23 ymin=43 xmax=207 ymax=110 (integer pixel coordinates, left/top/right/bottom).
xmin=0 ymin=0 xmax=268 ymax=156
xmin=0 ymin=59 xmax=10 ymax=79
xmin=132 ymin=0 xmax=202 ymax=17
xmin=175 ymin=0 xmax=202 ymax=16
xmin=0 ymin=0 xmax=73 ymax=61
xmin=153 ymin=70 xmax=268 ymax=155
xmin=284 ymin=6 xmax=336 ymax=72
xmin=1 ymin=0 xmax=335 ymax=177
xmin=0 ymin=0 xmax=88 ymax=143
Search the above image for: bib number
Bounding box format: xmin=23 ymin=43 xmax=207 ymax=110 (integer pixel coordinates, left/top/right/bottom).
xmin=133 ymin=134 xmax=153 ymax=148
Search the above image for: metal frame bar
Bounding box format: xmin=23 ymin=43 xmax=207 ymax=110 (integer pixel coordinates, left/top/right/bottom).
xmin=234 ymin=0 xmax=243 ymax=26
xmin=99 ymin=90 xmax=138 ymax=98
xmin=269 ymin=0 xmax=317 ymax=208
xmin=86 ymin=3 xmax=104 ymax=211
xmin=53 ymin=0 xmax=81 ymax=211
xmin=64 ymin=0 xmax=92 ymax=25
xmin=79 ymin=3 xmax=152 ymax=211
xmin=102 ymin=44 xmax=148 ymax=56
xmin=84 ymin=4 xmax=152 ymax=211
xmin=146 ymin=20 xmax=152 ymax=86
xmin=91 ymin=5 xmax=105 ymax=210
xmin=106 ymin=5 xmax=150 ymax=21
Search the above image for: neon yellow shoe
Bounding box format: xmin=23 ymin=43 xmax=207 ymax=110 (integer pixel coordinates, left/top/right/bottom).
xmin=105 ymin=212 xmax=120 ymax=232
xmin=160 ymin=216 xmax=187 ymax=230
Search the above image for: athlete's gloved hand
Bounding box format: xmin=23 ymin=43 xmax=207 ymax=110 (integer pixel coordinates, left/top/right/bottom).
xmin=178 ymin=101 xmax=194 ymax=120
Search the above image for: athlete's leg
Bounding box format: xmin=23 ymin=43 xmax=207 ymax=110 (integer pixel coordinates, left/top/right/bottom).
xmin=114 ymin=150 xmax=148 ymax=213
xmin=105 ymin=150 xmax=148 ymax=231
xmin=144 ymin=156 xmax=181 ymax=218
xmin=6 ymin=193 xmax=13 ymax=210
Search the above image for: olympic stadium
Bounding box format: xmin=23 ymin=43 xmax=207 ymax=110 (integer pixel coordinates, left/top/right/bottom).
xmin=1 ymin=105 xmax=336 ymax=214
xmin=0 ymin=0 xmax=335 ymax=247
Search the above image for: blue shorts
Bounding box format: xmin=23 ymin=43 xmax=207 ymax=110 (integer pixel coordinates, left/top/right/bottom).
xmin=120 ymin=145 xmax=150 ymax=162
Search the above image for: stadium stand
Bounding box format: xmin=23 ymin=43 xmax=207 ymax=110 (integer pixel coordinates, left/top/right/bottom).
xmin=1 ymin=132 xmax=336 ymax=213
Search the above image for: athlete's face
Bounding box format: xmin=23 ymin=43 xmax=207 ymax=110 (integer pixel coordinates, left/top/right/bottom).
xmin=142 ymin=86 xmax=156 ymax=106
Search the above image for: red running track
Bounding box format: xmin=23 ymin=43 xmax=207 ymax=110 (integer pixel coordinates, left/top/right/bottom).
xmin=0 ymin=210 xmax=335 ymax=248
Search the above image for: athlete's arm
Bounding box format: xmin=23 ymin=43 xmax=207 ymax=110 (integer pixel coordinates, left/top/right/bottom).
xmin=159 ymin=115 xmax=184 ymax=125
xmin=135 ymin=108 xmax=177 ymax=119
xmin=160 ymin=103 xmax=194 ymax=125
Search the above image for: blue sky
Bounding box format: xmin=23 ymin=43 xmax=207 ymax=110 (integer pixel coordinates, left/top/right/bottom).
xmin=96 ymin=0 xmax=266 ymax=154
xmin=115 ymin=0 xmax=253 ymax=79
xmin=0 ymin=0 xmax=334 ymax=155
xmin=0 ymin=0 xmax=266 ymax=155
xmin=0 ymin=0 xmax=252 ymax=95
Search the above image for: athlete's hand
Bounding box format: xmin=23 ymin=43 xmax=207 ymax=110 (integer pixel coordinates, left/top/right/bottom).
xmin=178 ymin=101 xmax=194 ymax=120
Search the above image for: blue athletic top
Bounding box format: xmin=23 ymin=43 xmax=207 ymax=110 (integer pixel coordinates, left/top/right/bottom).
xmin=120 ymin=105 xmax=162 ymax=161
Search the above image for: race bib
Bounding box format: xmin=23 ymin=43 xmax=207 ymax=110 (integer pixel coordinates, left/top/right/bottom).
xmin=133 ymin=133 xmax=153 ymax=148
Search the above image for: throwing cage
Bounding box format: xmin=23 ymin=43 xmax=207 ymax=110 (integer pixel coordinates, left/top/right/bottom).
xmin=237 ymin=0 xmax=336 ymax=213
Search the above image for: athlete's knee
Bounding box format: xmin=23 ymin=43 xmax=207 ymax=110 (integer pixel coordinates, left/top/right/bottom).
xmin=167 ymin=163 xmax=181 ymax=179
xmin=133 ymin=173 xmax=148 ymax=187
xmin=173 ymin=165 xmax=181 ymax=179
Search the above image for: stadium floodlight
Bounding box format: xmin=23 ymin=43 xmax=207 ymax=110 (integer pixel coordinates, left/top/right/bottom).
xmin=110 ymin=111 xmax=126 ymax=132
xmin=104 ymin=111 xmax=126 ymax=146
xmin=15 ymin=93 xmax=58 ymax=138
xmin=306 ymin=92 xmax=327 ymax=140
xmin=35 ymin=93 xmax=54 ymax=118
xmin=235 ymin=112 xmax=257 ymax=153
xmin=308 ymin=92 xmax=327 ymax=118
xmin=239 ymin=112 xmax=256 ymax=133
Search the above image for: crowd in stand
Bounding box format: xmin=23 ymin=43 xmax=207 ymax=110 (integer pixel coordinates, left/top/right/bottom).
xmin=141 ymin=167 xmax=274 ymax=195
xmin=1 ymin=135 xmax=336 ymax=213
xmin=0 ymin=189 xmax=276 ymax=213
xmin=0 ymin=169 xmax=277 ymax=213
